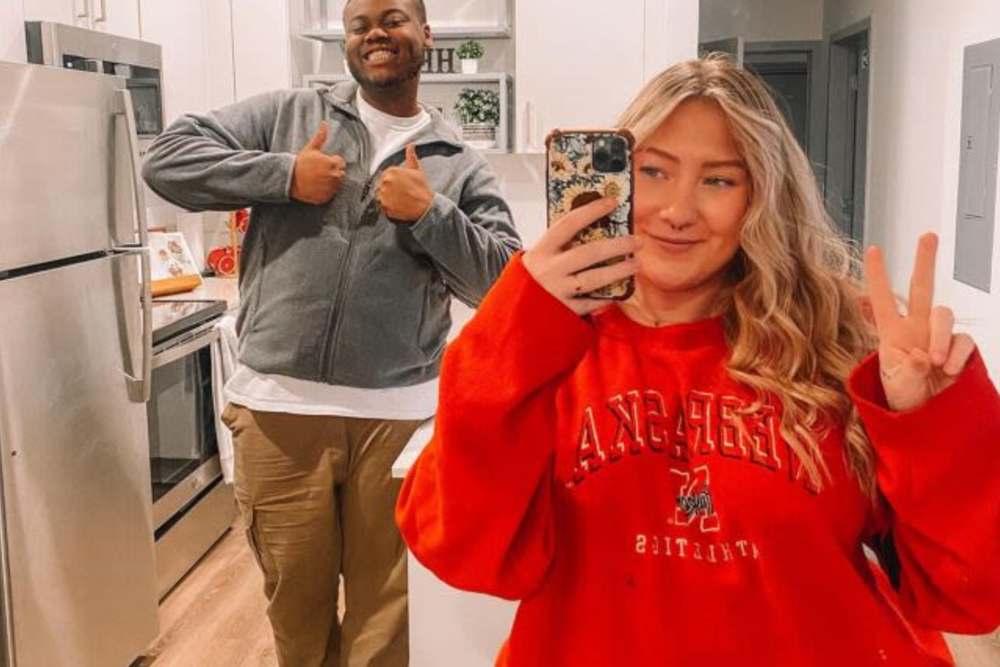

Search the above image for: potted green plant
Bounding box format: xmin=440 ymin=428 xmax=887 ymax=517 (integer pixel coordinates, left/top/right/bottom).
xmin=453 ymin=87 xmax=500 ymax=149
xmin=456 ymin=40 xmax=485 ymax=74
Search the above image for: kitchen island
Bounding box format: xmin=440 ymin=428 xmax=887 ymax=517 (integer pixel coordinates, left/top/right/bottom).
xmin=392 ymin=426 xmax=517 ymax=667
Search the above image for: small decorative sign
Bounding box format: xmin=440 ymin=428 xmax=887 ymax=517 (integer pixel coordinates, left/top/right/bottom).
xmin=423 ymin=48 xmax=457 ymax=74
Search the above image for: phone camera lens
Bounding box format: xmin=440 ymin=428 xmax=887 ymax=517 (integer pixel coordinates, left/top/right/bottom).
xmin=593 ymin=136 xmax=627 ymax=173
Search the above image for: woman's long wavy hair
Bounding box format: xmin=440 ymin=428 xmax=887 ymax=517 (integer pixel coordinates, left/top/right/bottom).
xmin=618 ymin=54 xmax=879 ymax=496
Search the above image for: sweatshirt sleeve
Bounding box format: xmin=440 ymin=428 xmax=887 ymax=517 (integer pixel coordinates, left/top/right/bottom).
xmin=141 ymin=91 xmax=297 ymax=211
xmin=407 ymin=155 xmax=522 ymax=307
xmin=396 ymin=253 xmax=594 ymax=599
xmin=848 ymin=349 xmax=1000 ymax=633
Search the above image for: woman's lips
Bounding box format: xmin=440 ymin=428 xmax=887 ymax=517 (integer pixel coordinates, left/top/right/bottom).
xmin=647 ymin=235 xmax=702 ymax=253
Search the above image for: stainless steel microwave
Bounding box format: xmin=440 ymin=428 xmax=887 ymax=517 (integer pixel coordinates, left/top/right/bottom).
xmin=25 ymin=21 xmax=164 ymax=145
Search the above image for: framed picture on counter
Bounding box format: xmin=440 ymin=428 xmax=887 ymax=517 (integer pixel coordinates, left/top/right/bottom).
xmin=149 ymin=231 xmax=203 ymax=296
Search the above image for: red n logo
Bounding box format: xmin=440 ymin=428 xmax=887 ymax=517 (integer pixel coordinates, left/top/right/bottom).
xmin=670 ymin=465 xmax=721 ymax=533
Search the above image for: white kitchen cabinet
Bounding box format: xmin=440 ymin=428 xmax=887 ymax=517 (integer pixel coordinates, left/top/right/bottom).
xmin=513 ymin=0 xmax=699 ymax=154
xmin=231 ymin=0 xmax=292 ymax=100
xmin=22 ymin=0 xmax=139 ymax=37
xmin=1 ymin=0 xmax=27 ymax=62
xmin=514 ymin=0 xmax=646 ymax=153
xmin=21 ymin=0 xmax=85 ymax=27
xmin=202 ymin=1 xmax=237 ymax=110
xmin=90 ymin=0 xmax=140 ymax=38
xmin=141 ymin=0 xmax=235 ymax=124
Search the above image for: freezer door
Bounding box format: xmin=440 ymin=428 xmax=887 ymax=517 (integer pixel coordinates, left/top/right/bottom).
xmin=0 ymin=61 xmax=141 ymax=272
xmin=0 ymin=254 xmax=158 ymax=666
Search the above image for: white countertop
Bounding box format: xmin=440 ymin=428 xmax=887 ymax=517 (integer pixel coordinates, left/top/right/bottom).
xmin=156 ymin=276 xmax=240 ymax=311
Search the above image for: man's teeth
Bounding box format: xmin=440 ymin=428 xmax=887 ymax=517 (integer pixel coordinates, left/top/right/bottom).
xmin=367 ymin=50 xmax=395 ymax=63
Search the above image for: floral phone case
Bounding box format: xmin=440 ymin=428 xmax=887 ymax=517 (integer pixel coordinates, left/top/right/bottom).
xmin=545 ymin=129 xmax=636 ymax=300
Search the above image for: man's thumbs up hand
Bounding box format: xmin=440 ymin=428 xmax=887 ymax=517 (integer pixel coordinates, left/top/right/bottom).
xmin=404 ymin=143 xmax=422 ymax=171
xmin=291 ymin=122 xmax=347 ymax=205
xmin=378 ymin=143 xmax=433 ymax=223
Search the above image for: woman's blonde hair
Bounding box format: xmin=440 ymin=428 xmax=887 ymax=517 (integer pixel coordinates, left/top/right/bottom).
xmin=618 ymin=54 xmax=879 ymax=495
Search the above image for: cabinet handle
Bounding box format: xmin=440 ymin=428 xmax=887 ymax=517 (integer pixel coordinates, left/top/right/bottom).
xmin=524 ymin=99 xmax=535 ymax=152
xmin=526 ymin=100 xmax=543 ymax=152
xmin=94 ymin=0 xmax=107 ymax=23
xmin=74 ymin=0 xmax=89 ymax=20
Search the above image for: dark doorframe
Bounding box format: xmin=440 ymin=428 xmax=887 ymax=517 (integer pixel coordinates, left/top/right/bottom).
xmin=744 ymin=40 xmax=828 ymax=177
xmin=825 ymin=19 xmax=871 ymax=244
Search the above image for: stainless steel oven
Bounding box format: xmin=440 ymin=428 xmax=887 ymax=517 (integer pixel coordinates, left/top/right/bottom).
xmin=25 ymin=20 xmax=164 ymax=148
xmin=149 ymin=299 xmax=236 ymax=597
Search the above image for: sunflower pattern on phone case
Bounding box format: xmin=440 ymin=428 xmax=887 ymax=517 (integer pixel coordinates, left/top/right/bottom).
xmin=547 ymin=132 xmax=634 ymax=299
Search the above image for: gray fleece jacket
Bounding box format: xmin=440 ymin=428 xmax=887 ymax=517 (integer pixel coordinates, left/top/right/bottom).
xmin=142 ymin=82 xmax=521 ymax=388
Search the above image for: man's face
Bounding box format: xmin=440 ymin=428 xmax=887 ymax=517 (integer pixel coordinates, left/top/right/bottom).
xmin=343 ymin=0 xmax=431 ymax=91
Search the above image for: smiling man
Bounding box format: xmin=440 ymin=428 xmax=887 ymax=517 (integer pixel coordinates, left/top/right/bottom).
xmin=142 ymin=0 xmax=521 ymax=664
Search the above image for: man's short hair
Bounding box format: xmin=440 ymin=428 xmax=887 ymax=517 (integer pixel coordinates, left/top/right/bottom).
xmin=344 ymin=0 xmax=428 ymax=23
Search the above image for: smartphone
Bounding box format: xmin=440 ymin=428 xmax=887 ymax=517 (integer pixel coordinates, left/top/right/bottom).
xmin=545 ymin=128 xmax=636 ymax=300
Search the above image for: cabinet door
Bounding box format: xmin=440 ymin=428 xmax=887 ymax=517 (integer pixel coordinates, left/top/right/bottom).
xmin=92 ymin=0 xmax=140 ymax=37
xmin=142 ymin=0 xmax=210 ymax=123
xmin=232 ymin=0 xmax=292 ymax=100
xmin=22 ymin=0 xmax=85 ymax=26
xmin=204 ymin=0 xmax=236 ymax=109
xmin=514 ymin=0 xmax=645 ymax=153
xmin=1 ymin=0 xmax=27 ymax=63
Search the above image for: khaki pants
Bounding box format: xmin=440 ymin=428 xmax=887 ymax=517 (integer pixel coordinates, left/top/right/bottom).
xmin=221 ymin=404 xmax=421 ymax=667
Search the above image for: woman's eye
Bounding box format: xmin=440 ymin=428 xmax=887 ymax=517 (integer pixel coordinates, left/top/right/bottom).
xmin=704 ymin=177 xmax=735 ymax=187
xmin=639 ymin=166 xmax=666 ymax=179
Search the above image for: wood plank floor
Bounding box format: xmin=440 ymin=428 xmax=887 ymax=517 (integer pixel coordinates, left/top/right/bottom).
xmin=138 ymin=522 xmax=999 ymax=666
xmin=136 ymin=525 xmax=277 ymax=667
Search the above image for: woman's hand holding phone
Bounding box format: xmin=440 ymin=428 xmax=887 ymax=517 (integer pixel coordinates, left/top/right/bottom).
xmin=523 ymin=197 xmax=641 ymax=316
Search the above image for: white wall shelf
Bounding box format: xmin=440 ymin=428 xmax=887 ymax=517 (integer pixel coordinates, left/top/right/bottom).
xmin=300 ymin=0 xmax=513 ymax=41
xmin=302 ymin=72 xmax=513 ymax=154
xmin=300 ymin=25 xmax=512 ymax=42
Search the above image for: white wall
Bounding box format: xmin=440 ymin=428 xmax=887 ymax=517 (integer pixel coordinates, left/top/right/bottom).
xmin=648 ymin=0 xmax=700 ymax=76
xmin=824 ymin=0 xmax=1000 ymax=385
xmin=1 ymin=0 xmax=27 ymax=63
xmin=699 ymin=0 xmax=824 ymax=43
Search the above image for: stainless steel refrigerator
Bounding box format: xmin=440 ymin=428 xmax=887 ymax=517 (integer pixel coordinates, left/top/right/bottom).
xmin=0 ymin=61 xmax=159 ymax=665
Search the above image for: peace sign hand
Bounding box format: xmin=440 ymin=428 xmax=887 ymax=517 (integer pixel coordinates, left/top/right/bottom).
xmin=864 ymin=233 xmax=977 ymax=412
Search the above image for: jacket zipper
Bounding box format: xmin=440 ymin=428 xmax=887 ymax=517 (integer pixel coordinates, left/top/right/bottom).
xmin=319 ymin=121 xmax=372 ymax=379
xmin=321 ymin=131 xmax=442 ymax=379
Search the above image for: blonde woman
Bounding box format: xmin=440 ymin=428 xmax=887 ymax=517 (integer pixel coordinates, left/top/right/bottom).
xmin=396 ymin=56 xmax=1000 ymax=666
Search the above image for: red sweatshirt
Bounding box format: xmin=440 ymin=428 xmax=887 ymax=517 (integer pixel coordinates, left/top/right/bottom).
xmin=396 ymin=255 xmax=1000 ymax=666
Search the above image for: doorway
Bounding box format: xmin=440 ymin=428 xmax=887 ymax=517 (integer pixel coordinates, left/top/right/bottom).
xmin=825 ymin=20 xmax=871 ymax=245
xmin=743 ymin=41 xmax=828 ymax=177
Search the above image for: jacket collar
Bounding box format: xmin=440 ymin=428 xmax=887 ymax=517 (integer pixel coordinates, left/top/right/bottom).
xmin=321 ymin=81 xmax=466 ymax=150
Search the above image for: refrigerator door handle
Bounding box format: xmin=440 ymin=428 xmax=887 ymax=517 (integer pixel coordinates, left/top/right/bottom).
xmin=115 ymin=247 xmax=153 ymax=402
xmin=116 ymin=88 xmax=149 ymax=249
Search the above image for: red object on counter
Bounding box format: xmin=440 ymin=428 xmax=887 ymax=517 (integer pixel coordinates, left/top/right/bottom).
xmin=206 ymin=208 xmax=249 ymax=277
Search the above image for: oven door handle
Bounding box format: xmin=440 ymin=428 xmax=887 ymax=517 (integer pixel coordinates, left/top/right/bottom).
xmin=153 ymin=328 xmax=219 ymax=369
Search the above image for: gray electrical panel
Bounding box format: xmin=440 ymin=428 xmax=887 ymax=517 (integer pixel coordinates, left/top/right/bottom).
xmin=954 ymin=38 xmax=1000 ymax=292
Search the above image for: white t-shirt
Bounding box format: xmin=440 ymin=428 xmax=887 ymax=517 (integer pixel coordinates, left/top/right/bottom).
xmin=224 ymin=92 xmax=437 ymax=420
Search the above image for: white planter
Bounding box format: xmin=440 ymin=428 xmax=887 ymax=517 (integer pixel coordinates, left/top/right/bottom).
xmin=461 ymin=122 xmax=496 ymax=150
xmin=460 ymin=59 xmax=479 ymax=74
